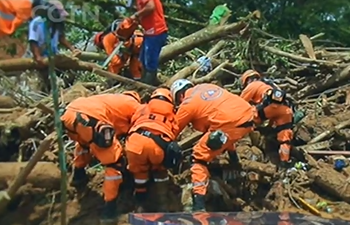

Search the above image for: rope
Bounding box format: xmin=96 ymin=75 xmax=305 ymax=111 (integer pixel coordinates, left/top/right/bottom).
xmin=43 ymin=19 xmax=67 ymax=225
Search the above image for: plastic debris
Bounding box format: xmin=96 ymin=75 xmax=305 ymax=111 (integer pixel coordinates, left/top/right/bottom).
xmin=196 ymin=56 xmax=212 ymax=73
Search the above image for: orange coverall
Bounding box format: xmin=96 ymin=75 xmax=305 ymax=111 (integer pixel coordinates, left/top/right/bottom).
xmin=125 ymin=99 xmax=179 ymax=194
xmin=60 ymin=94 xmax=140 ymax=202
xmin=240 ymin=80 xmax=293 ymax=162
xmin=0 ymin=0 xmax=33 ymax=36
xmin=175 ymin=83 xmax=255 ymax=196
xmin=102 ymin=30 xmax=143 ymax=80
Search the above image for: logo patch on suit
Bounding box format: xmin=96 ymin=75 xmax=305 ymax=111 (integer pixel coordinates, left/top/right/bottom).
xmin=200 ymin=88 xmax=223 ymax=101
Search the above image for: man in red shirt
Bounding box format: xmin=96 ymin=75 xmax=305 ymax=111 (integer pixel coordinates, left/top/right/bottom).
xmin=131 ymin=0 xmax=168 ymax=86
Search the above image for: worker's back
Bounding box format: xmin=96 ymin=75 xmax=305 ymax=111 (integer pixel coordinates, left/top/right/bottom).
xmin=179 ymin=83 xmax=254 ymax=131
xmin=130 ymin=100 xmax=179 ymax=140
xmin=65 ymin=96 xmax=109 ymax=122
xmin=87 ymin=94 xmax=140 ymax=136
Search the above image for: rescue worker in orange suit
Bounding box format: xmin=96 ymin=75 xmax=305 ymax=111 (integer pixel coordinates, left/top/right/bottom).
xmin=60 ymin=91 xmax=141 ymax=223
xmin=94 ymin=20 xmax=143 ymax=81
xmin=125 ymin=88 xmax=182 ymax=212
xmin=0 ymin=0 xmax=43 ymax=36
xmin=239 ymin=69 xmax=294 ymax=167
xmin=170 ymin=79 xmax=255 ymax=212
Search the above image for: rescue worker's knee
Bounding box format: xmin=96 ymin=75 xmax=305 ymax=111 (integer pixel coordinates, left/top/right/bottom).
xmin=152 ymin=169 xmax=169 ymax=183
xmin=133 ymin=172 xmax=149 ymax=194
xmin=125 ymin=150 xmax=147 ymax=173
xmin=103 ymin=167 xmax=123 ymax=201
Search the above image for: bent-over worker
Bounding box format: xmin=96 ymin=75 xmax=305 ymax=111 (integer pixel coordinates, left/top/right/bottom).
xmin=170 ymin=79 xmax=255 ymax=212
xmin=60 ymin=92 xmax=140 ymax=223
xmin=125 ymin=88 xmax=181 ymax=212
xmin=94 ymin=19 xmax=143 ymax=81
xmin=240 ymin=69 xmax=294 ymax=167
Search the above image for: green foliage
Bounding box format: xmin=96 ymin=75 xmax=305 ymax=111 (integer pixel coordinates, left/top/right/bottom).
xmin=5 ymin=0 xmax=350 ymax=79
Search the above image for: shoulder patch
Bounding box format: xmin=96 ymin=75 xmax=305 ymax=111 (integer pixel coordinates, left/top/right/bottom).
xmin=200 ymin=88 xmax=223 ymax=101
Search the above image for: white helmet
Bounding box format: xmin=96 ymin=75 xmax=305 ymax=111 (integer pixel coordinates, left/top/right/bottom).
xmin=170 ymin=79 xmax=193 ymax=104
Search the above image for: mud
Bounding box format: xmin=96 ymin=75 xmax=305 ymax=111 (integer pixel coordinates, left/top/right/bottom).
xmin=1 ymin=82 xmax=350 ymax=225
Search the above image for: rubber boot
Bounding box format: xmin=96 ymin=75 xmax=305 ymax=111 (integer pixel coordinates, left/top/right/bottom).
xmin=278 ymin=160 xmax=292 ymax=172
xmin=153 ymin=181 xmax=169 ymax=212
xmin=141 ymin=70 xmax=160 ymax=86
xmin=134 ymin=192 xmax=147 ymax=213
xmin=100 ymin=199 xmax=118 ymax=224
xmin=71 ymin=167 xmax=88 ymax=187
xmin=192 ymin=194 xmax=206 ymax=212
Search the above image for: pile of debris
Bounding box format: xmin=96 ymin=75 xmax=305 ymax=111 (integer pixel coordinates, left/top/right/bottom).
xmin=1 ymin=10 xmax=350 ymax=224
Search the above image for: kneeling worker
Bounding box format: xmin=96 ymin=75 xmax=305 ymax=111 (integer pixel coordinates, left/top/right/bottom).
xmin=240 ymin=69 xmax=294 ymax=167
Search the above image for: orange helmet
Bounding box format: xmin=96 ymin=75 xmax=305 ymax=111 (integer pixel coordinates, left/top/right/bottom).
xmin=123 ymin=90 xmax=141 ymax=103
xmin=240 ymin=69 xmax=261 ymax=89
xmin=150 ymin=88 xmax=173 ymax=104
xmin=94 ymin=32 xmax=104 ymax=48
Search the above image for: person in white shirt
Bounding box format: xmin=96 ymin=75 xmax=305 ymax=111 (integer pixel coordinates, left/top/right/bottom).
xmin=27 ymin=1 xmax=80 ymax=92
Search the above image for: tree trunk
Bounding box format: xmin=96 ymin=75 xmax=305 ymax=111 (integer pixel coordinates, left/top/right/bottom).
xmin=159 ymin=11 xmax=259 ymax=63
xmin=307 ymin=162 xmax=350 ymax=203
xmin=0 ymin=162 xmax=60 ymax=190
xmin=0 ymin=55 xmax=100 ymax=73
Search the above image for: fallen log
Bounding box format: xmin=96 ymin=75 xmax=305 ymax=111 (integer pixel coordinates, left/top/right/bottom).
xmin=295 ymin=65 xmax=350 ymax=99
xmin=0 ymin=137 xmax=55 ymax=214
xmin=93 ymin=69 xmax=156 ymax=91
xmin=308 ymin=150 xmax=350 ymax=156
xmin=0 ymin=55 xmax=100 ymax=73
xmin=308 ymin=119 xmax=350 ymax=144
xmin=159 ymin=11 xmax=260 ymax=63
xmin=240 ymin=159 xmax=276 ymax=176
xmin=211 ymin=159 xmax=276 ymax=177
xmin=0 ymin=161 xmax=60 ymax=190
xmin=259 ymin=44 xmax=341 ymax=67
xmin=77 ymin=51 xmax=106 ymax=61
xmin=0 ymin=96 xmax=17 ymax=108
xmin=179 ymin=131 xmax=203 ymax=150
xmin=307 ymin=162 xmax=350 ymax=203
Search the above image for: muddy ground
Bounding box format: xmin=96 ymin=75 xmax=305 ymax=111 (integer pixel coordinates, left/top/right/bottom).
xmin=1 ymin=83 xmax=350 ymax=225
